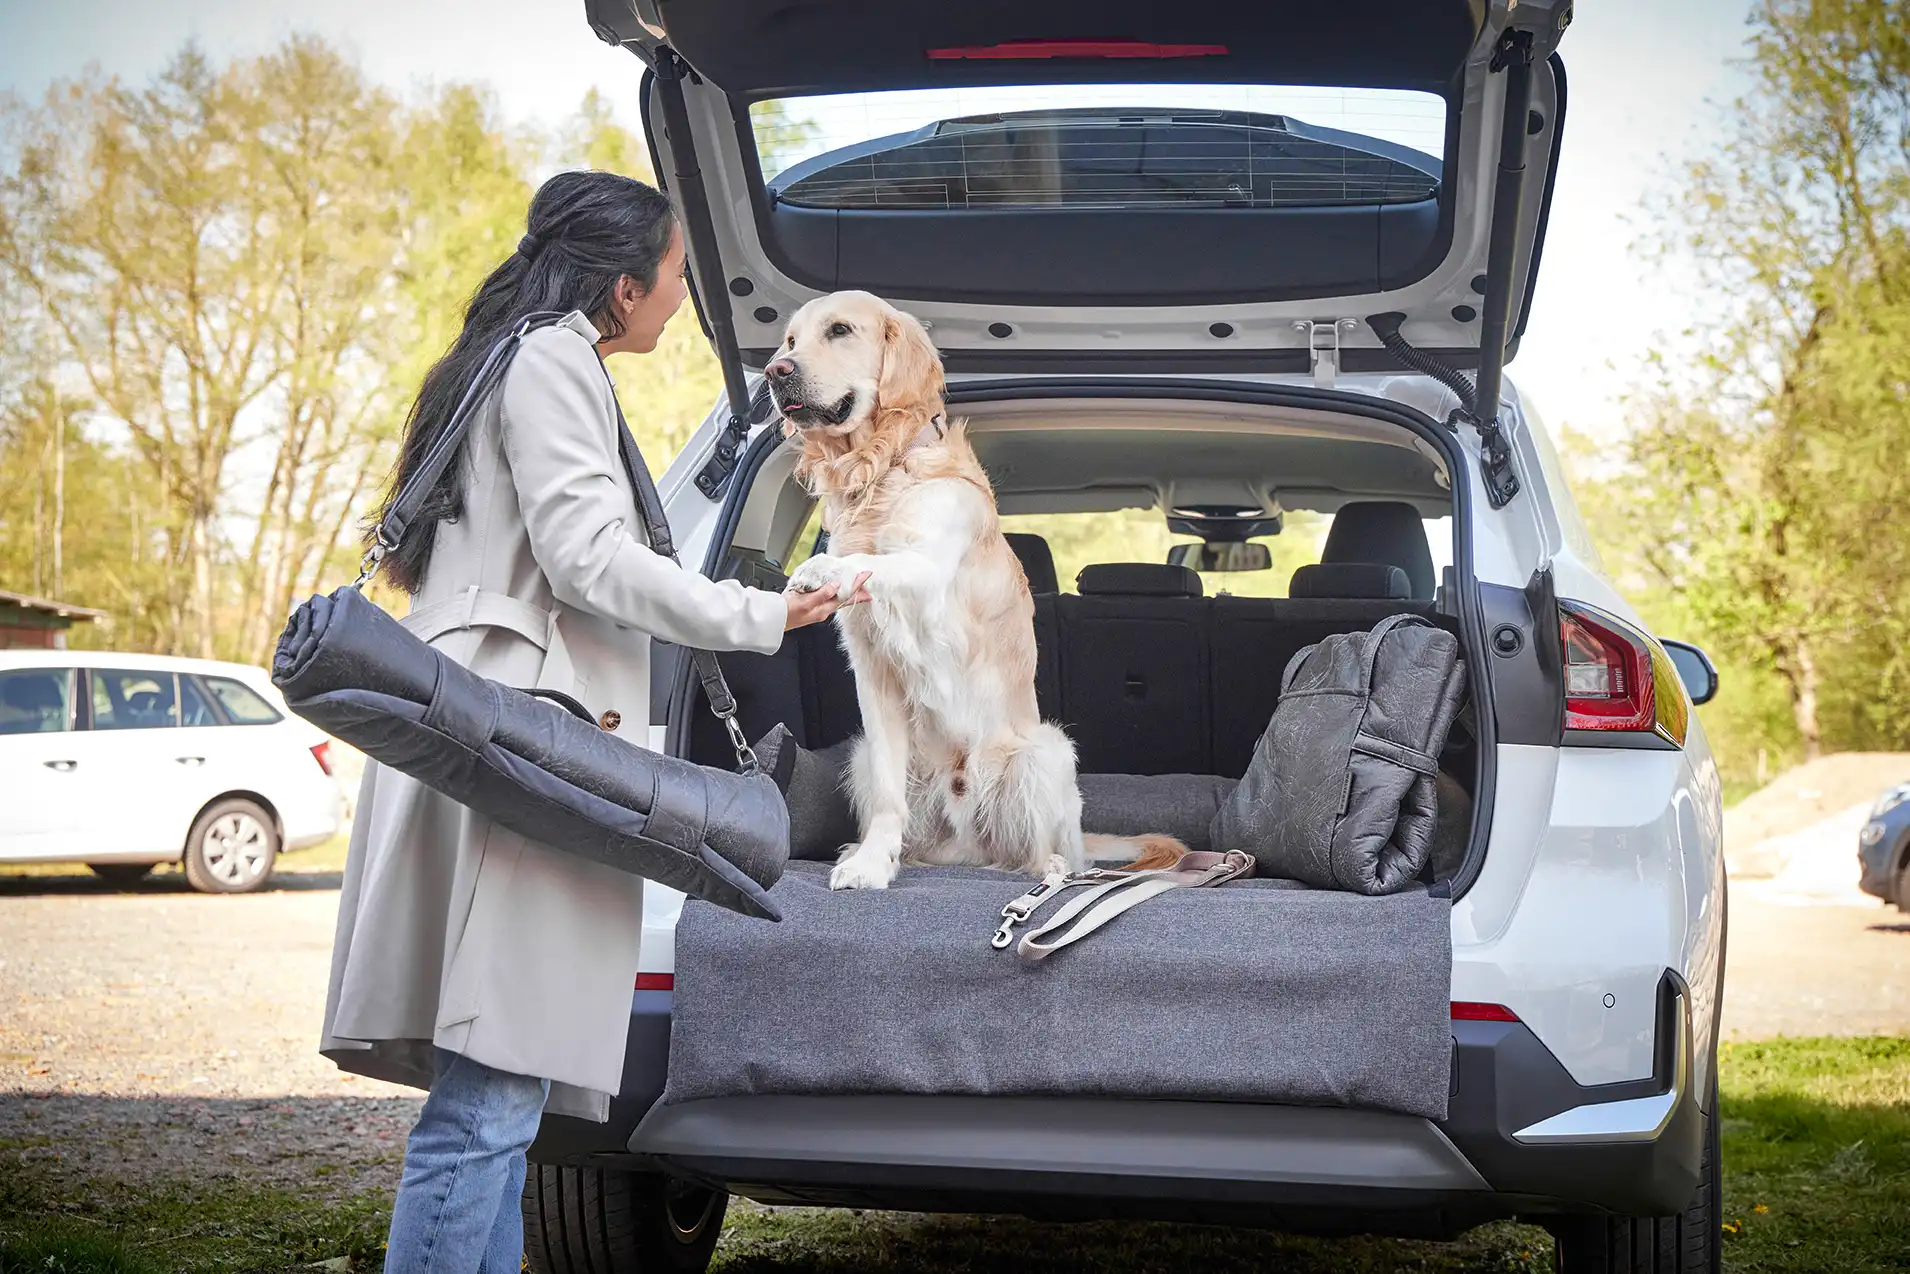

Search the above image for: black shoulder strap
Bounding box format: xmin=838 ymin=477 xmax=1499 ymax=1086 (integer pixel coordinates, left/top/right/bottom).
xmin=362 ymin=312 xmax=567 ymax=579
xmin=602 ymin=377 xmax=759 ymax=773
xmin=363 ymin=312 xmax=760 ymax=774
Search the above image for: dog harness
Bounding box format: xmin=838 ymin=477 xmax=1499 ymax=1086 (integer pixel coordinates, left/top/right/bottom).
xmin=990 ymin=850 xmax=1256 ymax=962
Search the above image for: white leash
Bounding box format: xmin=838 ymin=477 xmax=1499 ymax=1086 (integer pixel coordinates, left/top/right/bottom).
xmin=989 ymin=850 xmax=1256 ymax=962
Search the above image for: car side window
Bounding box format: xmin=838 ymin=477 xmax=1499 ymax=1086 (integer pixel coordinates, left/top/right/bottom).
xmin=179 ymin=676 xmax=220 ymax=727
xmin=0 ymin=668 xmax=74 ymax=735
xmin=203 ymin=676 xmax=282 ymax=725
xmin=89 ymin=669 xmax=179 ymax=731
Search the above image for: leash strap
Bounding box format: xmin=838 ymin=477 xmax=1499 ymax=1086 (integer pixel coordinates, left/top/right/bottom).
xmin=990 ymin=850 xmax=1256 ymax=962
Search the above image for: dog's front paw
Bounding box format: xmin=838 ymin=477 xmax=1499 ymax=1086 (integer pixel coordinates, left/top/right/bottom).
xmin=788 ymin=553 xmax=855 ymax=600
xmin=829 ymin=843 xmax=898 ymax=891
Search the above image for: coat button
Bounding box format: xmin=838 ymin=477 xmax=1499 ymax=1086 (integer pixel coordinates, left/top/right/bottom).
xmin=598 ymin=709 xmax=622 ymax=731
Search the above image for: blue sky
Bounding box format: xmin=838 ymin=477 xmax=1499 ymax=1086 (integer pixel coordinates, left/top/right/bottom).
xmin=0 ymin=0 xmax=1760 ymax=439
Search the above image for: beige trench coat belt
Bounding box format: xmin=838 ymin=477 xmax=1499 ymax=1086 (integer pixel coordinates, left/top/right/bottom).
xmin=400 ymin=585 xmax=578 ymax=696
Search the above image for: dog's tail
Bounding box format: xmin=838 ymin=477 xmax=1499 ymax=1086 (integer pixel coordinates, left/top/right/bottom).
xmin=1081 ymin=832 xmax=1191 ymax=873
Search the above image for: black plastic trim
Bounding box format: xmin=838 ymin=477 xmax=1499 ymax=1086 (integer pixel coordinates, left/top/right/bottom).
xmin=1478 ymin=572 xmax=1563 ymax=747
xmin=1441 ymin=974 xmax=1704 ymax=1217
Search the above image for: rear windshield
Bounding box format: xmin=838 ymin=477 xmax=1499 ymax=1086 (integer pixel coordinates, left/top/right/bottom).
xmin=751 ymin=85 xmax=1446 ymax=212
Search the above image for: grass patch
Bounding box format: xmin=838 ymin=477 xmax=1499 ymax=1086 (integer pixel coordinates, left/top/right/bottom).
xmin=0 ymin=1169 xmax=388 ymax=1274
xmin=1 ymin=1039 xmax=1905 ymax=1271
xmin=0 ymin=1223 xmax=163 ymax=1274
xmin=714 ymin=1208 xmax=1552 ymax=1272
xmin=1715 ymin=1037 xmax=1910 ymax=1272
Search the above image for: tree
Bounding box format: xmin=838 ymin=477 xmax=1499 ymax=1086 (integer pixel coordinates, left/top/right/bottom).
xmin=1576 ymin=0 xmax=1910 ymax=771
xmin=227 ymin=37 xmax=408 ymax=660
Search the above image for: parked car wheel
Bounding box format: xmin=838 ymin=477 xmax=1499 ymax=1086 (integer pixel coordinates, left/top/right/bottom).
xmin=523 ymin=1166 xmax=727 ymax=1274
xmin=181 ymin=798 xmax=278 ymax=894
xmin=1551 ymin=1068 xmax=1721 ymax=1274
xmin=87 ymin=863 xmax=154 ymax=888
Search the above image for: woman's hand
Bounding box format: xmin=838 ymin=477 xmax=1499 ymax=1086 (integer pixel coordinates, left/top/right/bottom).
xmin=784 ymin=570 xmax=873 ymax=630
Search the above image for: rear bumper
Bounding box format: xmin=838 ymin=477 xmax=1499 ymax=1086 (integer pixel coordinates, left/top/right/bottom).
xmin=278 ymin=780 xmax=344 ymax=851
xmin=530 ymin=983 xmax=1702 ymax=1231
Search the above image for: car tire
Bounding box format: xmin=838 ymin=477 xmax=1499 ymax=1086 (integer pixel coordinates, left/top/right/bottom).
xmin=87 ymin=863 xmax=154 ymax=888
xmin=523 ymin=1166 xmax=727 ymax=1274
xmin=181 ymin=798 xmax=279 ymax=894
xmin=1551 ymin=1066 xmax=1722 ymax=1274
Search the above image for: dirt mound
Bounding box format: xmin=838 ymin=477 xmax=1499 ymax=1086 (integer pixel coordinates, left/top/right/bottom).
xmin=1726 ymin=752 xmax=1910 ymax=880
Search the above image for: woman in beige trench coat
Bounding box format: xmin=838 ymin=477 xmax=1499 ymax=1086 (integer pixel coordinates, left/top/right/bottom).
xmin=322 ymin=171 xmax=862 ymax=1274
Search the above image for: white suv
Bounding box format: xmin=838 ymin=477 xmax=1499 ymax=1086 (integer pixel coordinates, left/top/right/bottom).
xmin=0 ymin=651 xmax=344 ymax=892
xmin=525 ymin=4 xmax=1728 ymax=1273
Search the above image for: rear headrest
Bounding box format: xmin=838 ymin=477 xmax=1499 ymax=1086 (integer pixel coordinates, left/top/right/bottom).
xmin=1321 ymin=501 xmax=1436 ymax=600
xmin=1003 ymin=532 xmax=1058 ymax=595
xmin=1289 ymin=562 xmax=1413 ymax=600
xmin=1076 ymin=563 xmax=1204 ymax=598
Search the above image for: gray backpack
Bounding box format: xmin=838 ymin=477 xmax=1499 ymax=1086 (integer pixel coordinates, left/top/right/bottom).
xmin=1210 ymin=613 xmax=1468 ymax=894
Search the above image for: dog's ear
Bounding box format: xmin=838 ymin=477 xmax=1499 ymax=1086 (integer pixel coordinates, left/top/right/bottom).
xmin=875 ymin=308 xmax=944 ymax=419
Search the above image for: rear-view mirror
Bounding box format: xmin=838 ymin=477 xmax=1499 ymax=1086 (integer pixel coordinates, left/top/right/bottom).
xmin=1168 ymin=542 xmax=1272 ymax=573
xmin=1660 ymin=640 xmax=1719 ymax=706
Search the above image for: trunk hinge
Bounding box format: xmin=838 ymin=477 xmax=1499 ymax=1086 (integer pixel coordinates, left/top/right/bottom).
xmin=653 ymin=48 xmax=758 ymax=501
xmin=1362 ymin=29 xmax=1534 ymax=510
xmin=1299 ymin=319 xmax=1357 ymax=389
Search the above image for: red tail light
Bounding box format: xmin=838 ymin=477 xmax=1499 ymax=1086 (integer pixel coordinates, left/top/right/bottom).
xmin=1451 ymin=1002 xmax=1520 ymax=1022
xmin=310 ymin=741 xmax=334 ymax=776
xmin=927 ymin=40 xmax=1228 ymax=60
xmin=1559 ymin=601 xmax=1688 ymax=747
xmin=635 ymin=973 xmax=674 ymax=992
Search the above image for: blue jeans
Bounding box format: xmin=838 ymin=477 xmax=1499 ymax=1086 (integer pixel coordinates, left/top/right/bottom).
xmin=386 ymin=1048 xmax=551 ymax=1274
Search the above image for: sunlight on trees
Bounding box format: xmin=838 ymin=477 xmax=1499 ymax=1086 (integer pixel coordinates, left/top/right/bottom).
xmin=1563 ymin=0 xmax=1910 ymax=792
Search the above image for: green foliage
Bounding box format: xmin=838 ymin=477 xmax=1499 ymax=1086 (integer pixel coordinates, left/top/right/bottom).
xmin=0 ymin=36 xmax=781 ymax=661
xmin=1564 ymin=0 xmax=1910 ymax=787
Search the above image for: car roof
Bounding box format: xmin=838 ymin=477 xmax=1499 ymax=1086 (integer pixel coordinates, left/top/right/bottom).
xmin=0 ymin=650 xmax=272 ymax=680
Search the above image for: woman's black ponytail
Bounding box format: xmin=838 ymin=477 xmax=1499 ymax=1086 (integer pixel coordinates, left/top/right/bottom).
xmin=374 ymin=170 xmax=677 ymax=593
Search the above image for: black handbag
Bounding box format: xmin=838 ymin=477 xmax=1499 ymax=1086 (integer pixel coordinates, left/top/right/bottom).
xmin=272 ymin=313 xmax=793 ymax=920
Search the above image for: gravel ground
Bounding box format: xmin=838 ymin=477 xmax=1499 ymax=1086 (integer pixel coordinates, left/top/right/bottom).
xmin=1722 ymin=892 xmax=1910 ymax=1040
xmin=3 ymin=866 xmax=1906 ymax=1207
xmin=0 ymin=867 xmax=420 ymax=1199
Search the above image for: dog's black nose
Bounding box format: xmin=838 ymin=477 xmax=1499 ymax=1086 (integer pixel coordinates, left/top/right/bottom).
xmin=766 ymin=358 xmax=796 ymax=382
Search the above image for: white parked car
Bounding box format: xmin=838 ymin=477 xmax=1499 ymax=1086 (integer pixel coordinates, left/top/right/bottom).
xmin=522 ymin=3 xmax=1729 ymax=1272
xmin=0 ymin=651 xmax=344 ymax=892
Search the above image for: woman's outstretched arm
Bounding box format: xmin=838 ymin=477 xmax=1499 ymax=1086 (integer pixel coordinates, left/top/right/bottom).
xmin=500 ymin=327 xmax=787 ymax=654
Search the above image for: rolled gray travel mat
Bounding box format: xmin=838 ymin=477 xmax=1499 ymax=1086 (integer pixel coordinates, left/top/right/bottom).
xmin=272 ymin=586 xmax=789 ymax=921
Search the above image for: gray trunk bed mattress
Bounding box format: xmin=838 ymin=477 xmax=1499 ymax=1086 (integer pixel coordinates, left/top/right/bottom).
xmin=663 ymin=860 xmax=1454 ymax=1120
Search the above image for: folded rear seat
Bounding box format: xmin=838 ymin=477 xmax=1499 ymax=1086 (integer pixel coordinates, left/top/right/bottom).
xmin=1057 ymin=564 xmax=1212 ymax=775
xmin=687 ymin=535 xmax=1448 ymax=783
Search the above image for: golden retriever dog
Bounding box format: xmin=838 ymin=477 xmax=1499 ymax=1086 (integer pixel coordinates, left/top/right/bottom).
xmin=770 ymin=290 xmax=1187 ymax=890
